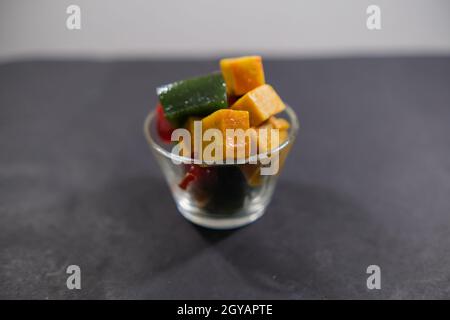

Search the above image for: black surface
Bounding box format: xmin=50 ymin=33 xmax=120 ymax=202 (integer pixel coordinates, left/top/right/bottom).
xmin=1 ymin=57 xmax=450 ymax=299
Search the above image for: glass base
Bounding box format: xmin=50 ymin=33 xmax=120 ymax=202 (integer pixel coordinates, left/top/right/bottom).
xmin=176 ymin=200 xmax=266 ymax=229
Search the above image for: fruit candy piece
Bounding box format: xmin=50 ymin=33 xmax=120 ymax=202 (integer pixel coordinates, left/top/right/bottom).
xmin=179 ymin=164 xmax=217 ymax=191
xmin=220 ymin=56 xmax=265 ymax=96
xmin=255 ymin=118 xmax=289 ymax=154
xmin=268 ymin=116 xmax=290 ymax=130
xmin=239 ymin=118 xmax=290 ymax=186
xmin=156 ymin=103 xmax=175 ymax=143
xmin=200 ymin=109 xmax=251 ymax=161
xmin=157 ymin=73 xmax=227 ymax=124
xmin=239 ymin=138 xmax=292 ymax=187
xmin=201 ymin=109 xmax=249 ymax=134
xmin=178 ymin=172 xmax=196 ymax=190
xmin=231 ymin=84 xmax=286 ymax=127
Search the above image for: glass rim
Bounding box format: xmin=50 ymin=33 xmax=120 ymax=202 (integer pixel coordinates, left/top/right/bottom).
xmin=144 ymin=104 xmax=299 ymax=164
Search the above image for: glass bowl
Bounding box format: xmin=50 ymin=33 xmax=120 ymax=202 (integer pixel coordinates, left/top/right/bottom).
xmin=144 ymin=105 xmax=299 ymax=229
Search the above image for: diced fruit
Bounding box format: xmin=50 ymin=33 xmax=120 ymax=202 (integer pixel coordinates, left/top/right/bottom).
xmin=239 ymin=118 xmax=290 ymax=186
xmin=179 ymin=164 xmax=217 ymax=191
xmin=201 ymin=109 xmax=249 ymax=133
xmin=156 ymin=103 xmax=175 ymax=143
xmin=179 ymin=165 xmax=220 ymax=208
xmin=180 ymin=165 xmax=248 ymax=213
xmin=239 ymin=138 xmax=291 ymax=187
xmin=152 ymin=55 xmax=297 ymax=207
xmin=255 ymin=119 xmax=289 ymax=154
xmin=258 ymin=128 xmax=289 ymax=154
xmin=157 ymin=73 xmax=227 ymax=124
xmin=178 ymin=172 xmax=196 ymax=190
xmin=200 ymin=109 xmax=251 ymax=160
xmin=220 ymin=56 xmax=265 ymax=96
xmin=231 ymin=84 xmax=286 ymax=126
xmin=268 ymin=116 xmax=290 ymax=130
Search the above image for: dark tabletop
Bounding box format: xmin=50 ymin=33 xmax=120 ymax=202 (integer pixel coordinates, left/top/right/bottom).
xmin=1 ymin=57 xmax=449 ymax=299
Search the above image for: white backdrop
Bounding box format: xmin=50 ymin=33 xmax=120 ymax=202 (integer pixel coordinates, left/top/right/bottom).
xmin=0 ymin=0 xmax=449 ymax=61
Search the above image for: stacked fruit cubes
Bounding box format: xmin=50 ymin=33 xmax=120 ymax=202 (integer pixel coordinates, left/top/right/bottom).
xmin=155 ymin=56 xmax=290 ymax=207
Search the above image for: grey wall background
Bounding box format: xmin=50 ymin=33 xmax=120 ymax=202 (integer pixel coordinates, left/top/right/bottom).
xmin=0 ymin=0 xmax=449 ymax=62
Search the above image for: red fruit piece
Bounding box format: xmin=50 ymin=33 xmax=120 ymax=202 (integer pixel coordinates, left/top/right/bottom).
xmin=178 ymin=172 xmax=197 ymax=190
xmin=156 ymin=103 xmax=175 ymax=143
xmin=178 ymin=165 xmax=217 ymax=190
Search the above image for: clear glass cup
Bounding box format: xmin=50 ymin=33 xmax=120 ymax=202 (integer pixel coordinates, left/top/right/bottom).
xmin=144 ymin=105 xmax=299 ymax=229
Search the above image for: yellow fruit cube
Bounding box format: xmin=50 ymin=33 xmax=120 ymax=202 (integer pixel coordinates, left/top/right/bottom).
xmin=255 ymin=120 xmax=289 ymax=154
xmin=202 ymin=109 xmax=249 ymax=133
xmin=201 ymin=109 xmax=251 ymax=160
xmin=239 ymin=137 xmax=291 ymax=186
xmin=220 ymin=56 xmax=265 ymax=96
xmin=268 ymin=116 xmax=290 ymax=130
xmin=239 ymin=131 xmax=290 ymax=186
xmin=231 ymin=84 xmax=286 ymax=126
xmin=239 ymin=118 xmax=290 ymax=186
